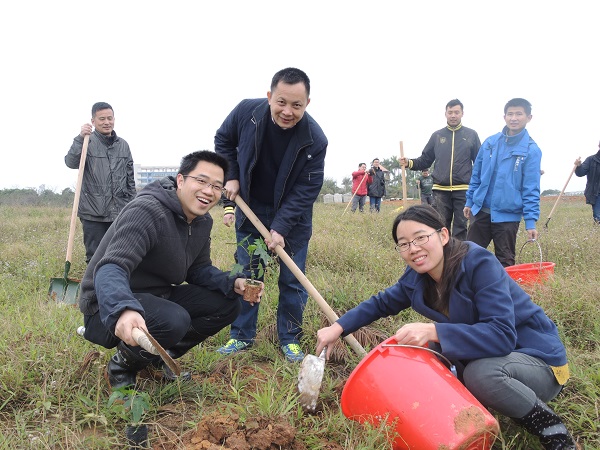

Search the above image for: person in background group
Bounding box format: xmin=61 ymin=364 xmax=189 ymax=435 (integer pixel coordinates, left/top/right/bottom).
xmin=367 ymin=158 xmax=388 ymax=212
xmin=351 ymin=163 xmax=372 ymax=213
xmin=215 ymin=67 xmax=328 ymax=363
xmin=78 ymin=151 xmax=252 ymax=390
xmin=315 ymin=205 xmax=576 ymax=450
xmin=574 ymin=141 xmax=600 ymax=224
xmin=464 ymin=98 xmax=541 ymax=267
xmin=400 ymin=99 xmax=481 ymax=240
xmin=417 ymin=168 xmax=434 ymax=206
xmin=65 ymin=102 xmax=136 ymax=263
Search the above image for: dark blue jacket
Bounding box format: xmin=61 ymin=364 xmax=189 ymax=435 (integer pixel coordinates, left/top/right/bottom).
xmin=215 ymin=99 xmax=327 ymax=241
xmin=336 ymin=243 xmax=567 ymax=367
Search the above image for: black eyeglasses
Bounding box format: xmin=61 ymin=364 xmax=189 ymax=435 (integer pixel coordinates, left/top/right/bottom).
xmin=183 ymin=175 xmax=225 ymax=194
xmin=395 ymin=229 xmax=442 ymax=253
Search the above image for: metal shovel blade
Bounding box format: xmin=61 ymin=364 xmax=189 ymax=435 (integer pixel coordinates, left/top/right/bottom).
xmin=298 ymin=348 xmax=326 ymax=411
xmin=48 ymin=277 xmax=81 ymax=305
xmin=48 ymin=261 xmax=81 ymax=305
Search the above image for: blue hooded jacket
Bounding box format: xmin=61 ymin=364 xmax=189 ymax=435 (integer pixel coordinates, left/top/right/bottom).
xmin=465 ymin=127 xmax=541 ymax=230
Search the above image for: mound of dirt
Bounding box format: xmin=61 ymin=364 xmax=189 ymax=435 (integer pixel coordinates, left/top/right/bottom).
xmin=154 ymin=412 xmax=316 ymax=450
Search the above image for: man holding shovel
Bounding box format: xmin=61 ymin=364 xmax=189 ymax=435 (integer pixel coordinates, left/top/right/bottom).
xmin=399 ymin=99 xmax=481 ymax=239
xmin=216 ymin=67 xmax=328 ymax=362
xmin=78 ymin=151 xmax=254 ymax=389
xmin=350 ymin=163 xmax=372 ymax=213
xmin=574 ymin=141 xmax=600 ymax=224
xmin=65 ymin=102 xmax=136 ymax=263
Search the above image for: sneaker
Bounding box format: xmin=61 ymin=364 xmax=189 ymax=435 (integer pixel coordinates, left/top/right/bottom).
xmin=281 ymin=343 xmax=305 ymax=363
xmin=216 ymin=339 xmax=252 ymax=355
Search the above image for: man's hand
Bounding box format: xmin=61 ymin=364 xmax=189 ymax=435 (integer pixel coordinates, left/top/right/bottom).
xmin=527 ymin=229 xmax=539 ymax=241
xmin=574 ymin=157 xmax=582 ymax=167
xmin=114 ymin=310 xmax=146 ymax=347
xmin=463 ymin=206 xmax=472 ymax=219
xmin=267 ymin=229 xmax=285 ymax=250
xmin=224 ymin=180 xmax=240 ymax=201
xmin=398 ymin=157 xmax=409 ymax=166
xmin=234 ymin=278 xmax=264 ymax=306
xmin=80 ymin=123 xmax=92 ymax=138
xmin=223 ymin=213 xmax=235 ymax=227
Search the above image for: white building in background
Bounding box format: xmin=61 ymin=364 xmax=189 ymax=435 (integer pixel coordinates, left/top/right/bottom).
xmin=133 ymin=164 xmax=179 ymax=190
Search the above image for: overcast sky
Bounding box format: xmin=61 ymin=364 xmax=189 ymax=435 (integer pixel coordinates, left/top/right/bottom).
xmin=1 ymin=0 xmax=597 ymax=194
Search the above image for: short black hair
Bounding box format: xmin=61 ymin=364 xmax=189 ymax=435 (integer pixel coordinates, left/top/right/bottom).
xmin=271 ymin=68 xmax=310 ymax=97
xmin=178 ymin=150 xmax=229 ymax=181
xmin=92 ymin=102 xmax=113 ymax=117
xmin=446 ymin=99 xmax=463 ymax=111
xmin=504 ymin=98 xmax=532 ymax=116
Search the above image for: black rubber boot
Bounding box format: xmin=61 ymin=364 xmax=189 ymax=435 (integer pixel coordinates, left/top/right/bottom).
xmin=153 ymin=329 xmax=210 ymax=382
xmin=513 ymin=398 xmax=577 ymax=450
xmin=107 ymin=342 xmax=156 ymax=390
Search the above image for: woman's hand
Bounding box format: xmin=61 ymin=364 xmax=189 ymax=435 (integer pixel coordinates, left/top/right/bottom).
xmin=394 ymin=322 xmax=438 ymax=347
xmin=316 ymin=322 xmax=344 ymax=360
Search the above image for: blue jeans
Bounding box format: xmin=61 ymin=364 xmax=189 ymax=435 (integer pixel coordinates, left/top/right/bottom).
xmin=230 ymin=201 xmax=309 ymax=346
xmin=462 ymin=352 xmax=563 ymax=418
xmin=369 ymin=196 xmax=382 ymax=212
xmin=592 ymin=200 xmax=600 ymax=223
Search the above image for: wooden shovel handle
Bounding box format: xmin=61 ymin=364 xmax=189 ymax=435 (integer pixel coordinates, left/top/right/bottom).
xmin=545 ymin=163 xmax=577 ymax=228
xmin=399 ymin=141 xmax=407 ymax=209
xmin=131 ymin=327 xmax=158 ymax=355
xmin=65 ymin=134 xmax=89 ymax=263
xmin=233 ymin=195 xmax=366 ymax=356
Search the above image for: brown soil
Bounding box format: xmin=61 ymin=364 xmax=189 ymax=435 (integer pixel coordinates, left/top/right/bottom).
xmin=243 ymin=280 xmax=262 ymax=303
xmin=153 ymin=412 xmax=305 ymax=450
xmin=142 ymin=360 xmax=347 ymax=450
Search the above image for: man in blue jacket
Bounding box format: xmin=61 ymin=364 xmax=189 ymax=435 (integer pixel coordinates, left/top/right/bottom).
xmin=464 ymin=98 xmax=541 ymax=267
xmin=215 ymin=67 xmax=328 ymax=362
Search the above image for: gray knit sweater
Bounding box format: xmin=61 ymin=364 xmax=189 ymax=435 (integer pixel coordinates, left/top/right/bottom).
xmin=78 ymin=177 xmax=240 ymax=333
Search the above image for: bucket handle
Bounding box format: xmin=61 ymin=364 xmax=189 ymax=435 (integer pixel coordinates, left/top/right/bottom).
xmin=381 ymin=344 xmax=453 ymax=369
xmin=516 ymin=239 xmax=543 ymax=271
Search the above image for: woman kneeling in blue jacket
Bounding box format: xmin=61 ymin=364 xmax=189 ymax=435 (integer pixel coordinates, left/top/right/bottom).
xmin=316 ymin=204 xmax=576 ymax=450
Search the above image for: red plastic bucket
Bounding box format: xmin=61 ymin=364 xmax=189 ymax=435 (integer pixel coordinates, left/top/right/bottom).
xmin=505 ymin=262 xmax=555 ymax=286
xmin=341 ymin=337 xmax=499 ymax=449
xmin=505 ymin=240 xmax=555 ymax=286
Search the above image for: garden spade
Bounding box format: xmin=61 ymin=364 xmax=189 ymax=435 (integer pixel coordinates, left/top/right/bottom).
xmin=298 ymin=347 xmax=327 ymax=411
xmin=131 ymin=327 xmax=181 ymax=376
xmin=48 ymin=134 xmax=89 ymax=305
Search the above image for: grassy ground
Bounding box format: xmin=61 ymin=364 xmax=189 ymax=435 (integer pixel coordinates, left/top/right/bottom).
xmin=0 ymin=197 xmax=598 ymax=449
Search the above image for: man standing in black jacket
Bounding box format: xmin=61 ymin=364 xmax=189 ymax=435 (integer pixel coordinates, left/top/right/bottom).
xmin=400 ymin=99 xmax=481 ymax=240
xmin=575 ymin=142 xmax=600 ymax=224
xmin=65 ymin=102 xmax=136 ymax=262
xmin=367 ymin=158 xmax=389 ymax=212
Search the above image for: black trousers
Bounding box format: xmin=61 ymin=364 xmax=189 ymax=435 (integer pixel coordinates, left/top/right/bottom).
xmin=80 ymin=219 xmax=112 ymax=263
xmin=83 ymin=284 xmax=241 ymax=354
xmin=466 ymin=211 xmax=519 ymax=267
xmin=432 ymin=190 xmax=468 ymax=240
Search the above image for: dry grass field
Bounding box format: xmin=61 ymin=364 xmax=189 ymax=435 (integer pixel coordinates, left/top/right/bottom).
xmin=0 ymin=196 xmax=598 ymax=449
